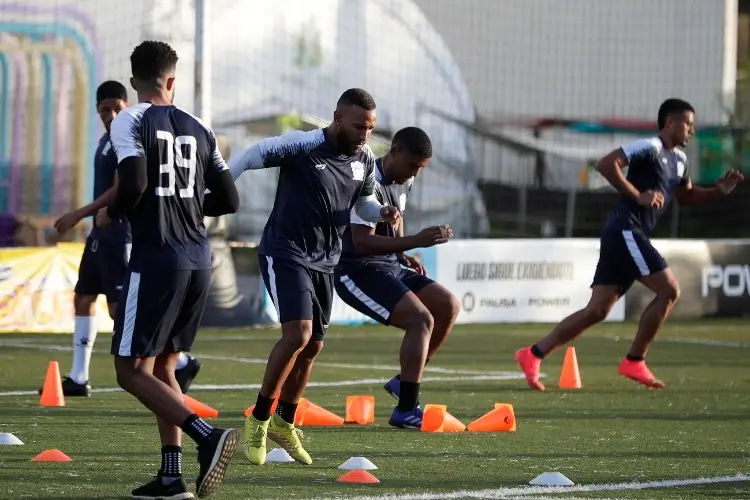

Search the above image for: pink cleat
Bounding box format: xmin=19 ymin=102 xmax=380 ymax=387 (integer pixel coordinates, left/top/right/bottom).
xmin=515 ymin=347 xmax=546 ymax=391
xmin=617 ymin=358 xmax=665 ymax=389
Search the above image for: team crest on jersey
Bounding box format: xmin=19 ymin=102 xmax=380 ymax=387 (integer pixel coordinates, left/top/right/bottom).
xmin=398 ymin=193 xmax=407 ymax=211
xmin=351 ymin=161 xmax=365 ymax=181
xmin=676 ymin=161 xmax=685 ymax=177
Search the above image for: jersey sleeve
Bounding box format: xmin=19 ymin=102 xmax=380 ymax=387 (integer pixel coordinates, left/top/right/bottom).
xmin=227 ymin=128 xmax=325 ymax=179
xmin=109 ymin=105 xmax=148 ymax=163
xmin=207 ymin=130 xmax=229 ymax=173
xmin=359 ymin=148 xmax=377 ymax=197
xmin=677 ymin=151 xmax=691 ymax=187
xmin=350 ymin=206 xmax=377 ymax=228
xmin=621 ymin=138 xmax=659 ymax=163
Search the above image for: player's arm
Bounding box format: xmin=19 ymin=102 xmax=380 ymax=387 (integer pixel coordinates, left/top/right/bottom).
xmin=350 ymin=211 xmax=452 ymax=256
xmin=204 ymin=133 xmax=240 ymax=216
xmin=54 ymin=173 xmax=119 ymax=234
xmin=105 ymin=109 xmax=148 ymax=222
xmin=596 ymin=139 xmax=663 ymax=207
xmin=352 ymin=160 xmax=398 ymax=224
xmin=675 ymin=169 xmax=744 ymax=205
xmin=227 ymin=129 xmax=325 ymax=180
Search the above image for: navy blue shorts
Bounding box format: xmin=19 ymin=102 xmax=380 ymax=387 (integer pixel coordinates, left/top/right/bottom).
xmin=334 ymin=264 xmax=435 ymax=326
xmin=591 ymin=228 xmax=668 ymax=296
xmin=259 ymin=256 xmax=334 ymax=341
xmin=110 ymin=269 xmax=211 ymax=358
xmin=74 ymin=238 xmax=130 ymax=303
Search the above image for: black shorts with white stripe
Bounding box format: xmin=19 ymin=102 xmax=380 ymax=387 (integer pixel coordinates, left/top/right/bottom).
xmin=591 ymin=227 xmax=668 ymax=297
xmin=110 ymin=269 xmax=211 ymax=358
xmin=334 ymin=264 xmax=435 ymax=326
xmin=258 ymin=255 xmax=334 ymax=341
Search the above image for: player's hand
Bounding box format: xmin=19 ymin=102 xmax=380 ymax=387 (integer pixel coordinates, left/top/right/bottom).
xmin=716 ymin=169 xmax=744 ymax=195
xmin=380 ymin=206 xmax=401 ymax=227
xmin=95 ymin=207 xmax=111 ymax=229
xmin=637 ymin=190 xmax=665 ymax=209
xmin=414 ymin=224 xmax=453 ymax=248
xmin=401 ymin=254 xmax=426 ymax=276
xmin=54 ymin=210 xmax=83 ymax=234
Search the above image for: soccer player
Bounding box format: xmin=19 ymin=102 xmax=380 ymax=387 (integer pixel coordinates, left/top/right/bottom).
xmin=101 ymin=41 xmax=240 ymax=499
xmin=228 ymin=88 xmax=400 ymax=465
xmin=515 ymin=98 xmax=744 ymax=391
xmin=334 ymin=127 xmax=459 ymax=429
xmin=51 ymin=81 xmax=201 ymax=397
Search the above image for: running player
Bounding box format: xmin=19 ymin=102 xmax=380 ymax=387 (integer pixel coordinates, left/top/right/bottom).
xmin=103 ymin=40 xmax=240 ymax=499
xmin=515 ymin=98 xmax=744 ymax=391
xmin=334 ymin=127 xmax=459 ymax=428
xmin=50 ymin=81 xmax=202 ymax=397
xmin=228 ymin=88 xmax=400 ymax=465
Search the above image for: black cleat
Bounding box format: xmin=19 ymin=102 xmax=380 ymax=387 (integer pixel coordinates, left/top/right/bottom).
xmin=175 ymin=356 xmax=202 ymax=393
xmin=196 ymin=428 xmax=239 ymax=498
xmin=131 ymin=475 xmax=194 ymax=499
xmin=38 ymin=377 xmax=91 ymax=397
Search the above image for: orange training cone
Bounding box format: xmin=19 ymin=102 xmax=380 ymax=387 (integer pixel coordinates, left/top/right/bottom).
xmin=244 ymin=399 xmax=279 ymax=418
xmin=183 ymin=394 xmax=218 ymax=418
xmin=421 ymin=404 xmax=447 ymax=432
xmin=40 ymin=361 xmax=65 ymax=407
xmin=32 ymin=449 xmax=71 ymax=462
xmin=467 ymin=404 xmax=517 ymax=432
xmin=337 ymin=470 xmax=380 ymax=484
xmin=559 ymin=346 xmax=582 ymax=389
xmin=345 ymin=395 xmax=375 ymax=424
xmin=293 ymin=398 xmax=309 ymax=426
xmin=442 ymin=411 xmax=467 ymax=432
xmin=297 ymin=399 xmax=344 ymax=426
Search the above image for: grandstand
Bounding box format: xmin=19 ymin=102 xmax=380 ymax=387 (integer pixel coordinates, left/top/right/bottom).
xmin=0 ymin=1 xmax=749 ymax=499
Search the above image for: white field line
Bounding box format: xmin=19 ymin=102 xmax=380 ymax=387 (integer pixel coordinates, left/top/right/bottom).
xmin=0 ymin=339 xmax=523 ymax=376
xmin=314 ymin=474 xmax=750 ymax=500
xmin=0 ymin=373 xmax=525 ymax=397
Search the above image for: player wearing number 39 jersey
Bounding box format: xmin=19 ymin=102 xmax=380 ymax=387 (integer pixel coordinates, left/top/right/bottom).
xmin=102 ymin=40 xmax=240 ymax=499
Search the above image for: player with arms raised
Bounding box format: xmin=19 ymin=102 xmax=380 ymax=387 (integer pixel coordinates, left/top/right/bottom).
xmin=334 ymin=127 xmax=459 ymax=428
xmin=516 ymin=98 xmax=744 ymax=391
xmin=229 ymin=89 xmax=400 ymax=465
xmin=101 ymin=41 xmax=240 ymax=499
xmin=51 ymin=81 xmax=201 ymax=397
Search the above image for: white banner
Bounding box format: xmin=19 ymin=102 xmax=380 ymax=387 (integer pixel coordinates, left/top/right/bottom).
xmin=436 ymin=239 xmax=625 ymax=323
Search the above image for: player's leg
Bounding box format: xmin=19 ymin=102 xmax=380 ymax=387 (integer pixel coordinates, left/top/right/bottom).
xmin=166 ymin=269 xmax=238 ymax=497
xmin=66 ymin=238 xmax=101 ymax=396
xmin=618 ymin=232 xmax=677 ymax=388
xmin=267 ymin=270 xmax=333 ymax=464
xmin=245 ymin=256 xmax=315 ymax=465
xmin=383 ymin=273 xmax=461 ymax=402
xmin=516 ymin=230 xmax=629 ymax=391
xmin=112 ymin=270 xmax=238 ymax=498
xmin=335 ymin=267 xmax=431 ymax=429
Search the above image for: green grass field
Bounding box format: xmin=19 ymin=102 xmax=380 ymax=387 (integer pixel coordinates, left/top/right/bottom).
xmin=0 ymin=320 xmax=749 ymax=499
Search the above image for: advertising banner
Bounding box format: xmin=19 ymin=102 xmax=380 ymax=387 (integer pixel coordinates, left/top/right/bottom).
xmin=0 ymin=244 xmax=113 ymax=333
xmin=435 ymin=239 xmax=625 ymax=323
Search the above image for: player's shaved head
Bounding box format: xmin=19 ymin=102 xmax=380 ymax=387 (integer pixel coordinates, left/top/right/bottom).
xmin=658 ymin=98 xmax=695 ymax=148
xmin=392 ymin=127 xmax=432 ymax=159
xmin=129 ymin=41 xmax=179 ymax=103
xmin=332 ymin=88 xmax=376 ymax=155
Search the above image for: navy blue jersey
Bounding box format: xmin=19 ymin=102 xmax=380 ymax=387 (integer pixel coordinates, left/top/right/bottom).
xmin=89 ymin=133 xmax=131 ymax=242
xmin=604 ymin=137 xmax=690 ymax=236
xmin=242 ymin=129 xmax=377 ymax=273
xmin=337 ymin=157 xmax=412 ymax=272
xmin=109 ymin=103 xmax=229 ymax=272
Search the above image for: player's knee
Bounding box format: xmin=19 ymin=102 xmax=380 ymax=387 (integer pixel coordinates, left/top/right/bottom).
xmin=658 ymin=283 xmax=680 ymax=303
xmin=583 ymin=304 xmax=611 ymax=324
xmin=280 ymin=323 xmax=314 ymax=352
xmin=441 ymin=293 xmax=461 ymax=323
xmin=298 ymin=339 xmax=324 ymax=363
xmin=74 ymin=294 xmax=96 ymax=316
xmin=408 ymin=307 xmax=434 ymax=335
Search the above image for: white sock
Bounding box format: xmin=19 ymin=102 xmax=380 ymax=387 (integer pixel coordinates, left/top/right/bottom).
xmin=69 ymin=316 xmax=97 ymax=385
xmin=176 ymin=352 xmax=190 ymax=370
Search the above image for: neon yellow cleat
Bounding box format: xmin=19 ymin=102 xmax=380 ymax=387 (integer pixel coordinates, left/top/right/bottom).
xmin=267 ymin=414 xmax=312 ymax=465
xmin=243 ymin=414 xmax=269 ymax=465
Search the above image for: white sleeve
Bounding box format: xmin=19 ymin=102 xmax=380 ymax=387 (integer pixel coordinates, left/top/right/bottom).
xmin=350 ymin=205 xmax=377 ymax=228
xmin=109 ymin=105 xmax=149 ymax=163
xmin=621 ymin=138 xmax=659 ymax=162
xmin=353 ymin=193 xmax=385 ymax=224
xmin=227 ymin=128 xmax=326 ymax=180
